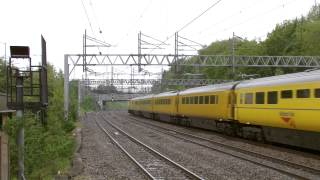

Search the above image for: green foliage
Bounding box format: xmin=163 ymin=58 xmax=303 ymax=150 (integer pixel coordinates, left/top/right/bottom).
xmin=4 ymin=64 xmax=77 ymax=179
xmin=307 ymin=4 xmax=320 ymax=21
xmin=81 ymin=95 xmax=97 ymax=112
xmin=0 ymin=59 xmax=6 ymax=93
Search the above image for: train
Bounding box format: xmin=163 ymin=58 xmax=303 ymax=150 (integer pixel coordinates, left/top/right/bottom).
xmin=128 ymin=70 xmax=320 ymax=151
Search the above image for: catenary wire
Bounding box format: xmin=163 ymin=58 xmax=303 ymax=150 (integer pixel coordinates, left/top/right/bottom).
xmin=149 ymin=0 xmax=224 ymax=53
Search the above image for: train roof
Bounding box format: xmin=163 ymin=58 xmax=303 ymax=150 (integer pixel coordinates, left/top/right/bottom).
xmin=131 ymin=94 xmax=154 ymax=101
xmin=153 ymin=91 xmax=178 ymax=98
xmin=179 ymin=82 xmax=238 ymax=95
xmin=236 ymin=70 xmax=320 ymax=89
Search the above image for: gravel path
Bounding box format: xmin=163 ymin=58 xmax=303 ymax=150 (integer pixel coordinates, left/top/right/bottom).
xmin=73 ymin=112 xmax=147 ymax=180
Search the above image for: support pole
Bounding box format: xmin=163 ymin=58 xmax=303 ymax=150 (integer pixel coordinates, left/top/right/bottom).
xmin=64 ymin=55 xmax=69 ymax=120
xmin=174 ymin=32 xmax=178 ymax=72
xmin=83 ymin=30 xmax=87 ymax=81
xmin=78 ymin=80 xmax=81 ymax=118
xmin=138 ymin=31 xmax=142 ymax=72
xmin=232 ymin=32 xmax=235 ymax=78
xmin=16 ymin=75 xmax=24 ymax=180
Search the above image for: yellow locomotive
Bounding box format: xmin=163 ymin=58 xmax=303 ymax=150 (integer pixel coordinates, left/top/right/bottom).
xmin=128 ymin=70 xmax=320 ymax=151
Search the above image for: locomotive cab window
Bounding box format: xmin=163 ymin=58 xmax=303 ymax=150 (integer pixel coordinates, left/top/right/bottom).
xmin=255 ymin=92 xmax=264 ymax=104
xmin=297 ymin=89 xmax=310 ymax=98
xmin=245 ymin=93 xmax=253 ymax=104
xmin=281 ymin=90 xmax=293 ymax=99
xmin=315 ymin=89 xmax=320 ymax=98
xmin=268 ymin=91 xmax=278 ymax=104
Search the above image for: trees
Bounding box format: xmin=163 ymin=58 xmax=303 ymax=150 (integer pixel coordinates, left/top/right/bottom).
xmin=0 ymin=59 xmax=6 ymax=93
xmin=3 ymin=63 xmax=77 ymax=178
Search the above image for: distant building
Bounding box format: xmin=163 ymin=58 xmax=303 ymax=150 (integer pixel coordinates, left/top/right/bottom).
xmin=0 ymin=92 xmax=15 ymax=180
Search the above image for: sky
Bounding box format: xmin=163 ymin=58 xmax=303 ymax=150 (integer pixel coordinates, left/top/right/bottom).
xmin=0 ymin=0 xmax=317 ymax=81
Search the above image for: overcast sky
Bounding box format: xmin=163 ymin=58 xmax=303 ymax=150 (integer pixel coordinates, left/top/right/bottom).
xmin=0 ymin=0 xmax=317 ymax=79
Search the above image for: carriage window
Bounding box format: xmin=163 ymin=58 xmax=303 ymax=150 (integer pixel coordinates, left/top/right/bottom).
xmin=255 ymin=92 xmax=264 ymax=104
xmin=268 ymin=91 xmax=278 ymax=104
xmin=194 ymin=96 xmax=199 ymax=104
xmin=210 ymin=95 xmax=215 ymax=104
xmin=240 ymin=93 xmax=244 ymax=104
xmin=205 ymin=96 xmax=209 ymax=104
xmin=182 ymin=97 xmax=185 ymax=104
xmin=186 ymin=97 xmax=190 ymax=104
xmin=281 ymin=90 xmax=292 ymax=99
xmin=315 ymin=89 xmax=320 ymax=98
xmin=245 ymin=93 xmax=253 ymax=104
xmin=199 ymin=96 xmax=204 ymax=104
xmin=297 ymin=89 xmax=310 ymax=98
xmin=190 ymin=97 xmax=194 ymax=104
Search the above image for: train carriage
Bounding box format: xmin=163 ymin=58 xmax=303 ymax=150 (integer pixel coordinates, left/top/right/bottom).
xmin=153 ymin=91 xmax=178 ymax=121
xmin=235 ymin=70 xmax=320 ymax=150
xmin=128 ymin=70 xmax=320 ymax=151
xmin=178 ymin=83 xmax=237 ymax=120
xmin=129 ymin=95 xmax=154 ymax=117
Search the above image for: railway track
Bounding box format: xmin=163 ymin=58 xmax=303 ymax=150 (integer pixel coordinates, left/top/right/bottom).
xmin=111 ymin=112 xmax=320 ymax=180
xmin=94 ymin=113 xmax=204 ymax=180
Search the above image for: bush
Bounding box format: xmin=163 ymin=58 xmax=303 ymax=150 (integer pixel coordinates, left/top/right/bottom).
xmin=4 ymin=64 xmax=77 ymax=179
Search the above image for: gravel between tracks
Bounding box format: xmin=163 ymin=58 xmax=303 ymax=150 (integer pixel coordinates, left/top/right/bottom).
xmin=116 ymin=111 xmax=320 ymax=171
xmin=103 ymin=111 xmax=297 ymax=180
xmin=73 ymin=112 xmax=147 ymax=180
xmin=73 ymin=110 xmax=320 ymax=180
xmin=97 ymin=114 xmax=200 ymax=179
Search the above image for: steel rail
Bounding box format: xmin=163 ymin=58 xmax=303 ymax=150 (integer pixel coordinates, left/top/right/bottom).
xmin=97 ymin=113 xmax=204 ymax=180
xmin=94 ymin=116 xmax=155 ymax=179
xmin=121 ymin=114 xmax=319 ymax=179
